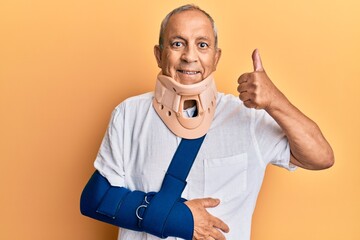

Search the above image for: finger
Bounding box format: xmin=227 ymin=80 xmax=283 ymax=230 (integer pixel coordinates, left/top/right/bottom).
xmin=239 ymin=91 xmax=250 ymax=102
xmin=200 ymin=198 xmax=220 ymax=208
xmin=237 ymin=73 xmax=249 ymax=84
xmin=237 ymin=82 xmax=248 ymax=94
xmin=211 ymin=216 xmax=230 ymax=233
xmin=237 ymin=83 xmax=248 ymax=94
xmin=210 ymin=228 xmax=226 ymax=240
xmin=243 ymin=99 xmax=257 ymax=109
xmin=252 ymin=48 xmax=264 ymax=72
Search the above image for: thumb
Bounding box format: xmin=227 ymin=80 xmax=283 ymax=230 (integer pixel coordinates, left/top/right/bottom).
xmin=252 ymin=48 xmax=264 ymax=72
xmin=201 ymin=198 xmax=220 ymax=208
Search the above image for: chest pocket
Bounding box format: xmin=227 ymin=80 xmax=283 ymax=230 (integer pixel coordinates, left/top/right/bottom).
xmin=204 ymin=153 xmax=248 ymax=202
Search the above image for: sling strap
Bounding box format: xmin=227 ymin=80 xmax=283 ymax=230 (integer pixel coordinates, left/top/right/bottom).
xmin=139 ymin=135 xmax=206 ymax=237
xmin=167 ymin=135 xmax=206 ymax=180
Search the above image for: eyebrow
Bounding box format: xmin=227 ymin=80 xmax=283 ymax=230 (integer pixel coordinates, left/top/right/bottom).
xmin=170 ymin=36 xmax=187 ymax=42
xmin=169 ymin=36 xmax=211 ymax=42
xmin=197 ymin=36 xmax=210 ymax=42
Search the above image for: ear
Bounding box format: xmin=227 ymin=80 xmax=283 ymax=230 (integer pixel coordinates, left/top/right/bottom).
xmin=213 ymin=48 xmax=222 ymax=71
xmin=154 ymin=45 xmax=162 ymax=68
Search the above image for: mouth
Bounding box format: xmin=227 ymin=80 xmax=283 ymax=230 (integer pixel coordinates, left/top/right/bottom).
xmin=177 ymin=70 xmax=201 ymax=75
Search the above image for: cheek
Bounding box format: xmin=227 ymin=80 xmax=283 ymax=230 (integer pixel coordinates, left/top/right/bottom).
xmin=201 ymin=56 xmax=217 ymax=71
xmin=164 ymin=54 xmax=180 ymax=69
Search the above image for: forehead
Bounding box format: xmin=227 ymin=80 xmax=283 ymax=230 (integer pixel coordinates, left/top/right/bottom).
xmin=164 ymin=10 xmax=214 ymax=41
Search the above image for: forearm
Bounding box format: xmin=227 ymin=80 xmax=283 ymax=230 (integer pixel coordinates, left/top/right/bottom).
xmin=80 ymin=171 xmax=194 ymax=239
xmin=265 ymin=93 xmax=334 ymax=170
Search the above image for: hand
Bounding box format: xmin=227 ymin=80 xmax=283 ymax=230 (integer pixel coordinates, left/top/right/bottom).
xmin=184 ymin=198 xmax=229 ymax=240
xmin=237 ymin=49 xmax=283 ymax=110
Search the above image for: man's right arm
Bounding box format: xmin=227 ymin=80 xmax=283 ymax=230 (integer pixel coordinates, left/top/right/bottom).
xmin=80 ymin=171 xmax=230 ymax=240
xmin=80 ymin=170 xmax=195 ymax=239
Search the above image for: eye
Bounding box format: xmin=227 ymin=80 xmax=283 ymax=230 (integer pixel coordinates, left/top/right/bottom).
xmin=172 ymin=41 xmax=184 ymax=48
xmin=198 ymin=42 xmax=209 ymax=48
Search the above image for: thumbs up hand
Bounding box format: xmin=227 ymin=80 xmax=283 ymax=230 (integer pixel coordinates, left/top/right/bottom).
xmin=237 ymin=49 xmax=282 ymax=110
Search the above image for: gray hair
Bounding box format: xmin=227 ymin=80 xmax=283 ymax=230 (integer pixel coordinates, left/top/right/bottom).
xmin=158 ymin=4 xmax=218 ymax=49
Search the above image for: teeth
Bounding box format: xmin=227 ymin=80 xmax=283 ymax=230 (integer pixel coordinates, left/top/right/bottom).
xmin=179 ymin=70 xmax=199 ymax=75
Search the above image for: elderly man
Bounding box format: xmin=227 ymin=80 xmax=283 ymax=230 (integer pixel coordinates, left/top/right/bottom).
xmin=81 ymin=4 xmax=334 ymax=240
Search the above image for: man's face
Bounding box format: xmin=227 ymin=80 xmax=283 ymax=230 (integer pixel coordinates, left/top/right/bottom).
xmin=154 ymin=10 xmax=221 ymax=85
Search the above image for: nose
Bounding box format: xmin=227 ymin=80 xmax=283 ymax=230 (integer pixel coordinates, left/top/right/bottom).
xmin=181 ymin=45 xmax=198 ymax=63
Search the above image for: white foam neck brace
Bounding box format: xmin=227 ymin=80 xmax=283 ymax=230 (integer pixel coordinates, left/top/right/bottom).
xmin=153 ymin=73 xmax=217 ymax=139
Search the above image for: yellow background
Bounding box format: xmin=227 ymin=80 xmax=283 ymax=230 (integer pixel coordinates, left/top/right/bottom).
xmin=1 ymin=0 xmax=359 ymax=239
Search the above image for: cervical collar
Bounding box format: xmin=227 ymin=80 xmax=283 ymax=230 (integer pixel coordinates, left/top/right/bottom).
xmin=153 ymin=73 xmax=217 ymax=139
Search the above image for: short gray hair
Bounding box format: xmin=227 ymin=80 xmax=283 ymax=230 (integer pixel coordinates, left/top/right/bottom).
xmin=158 ymin=4 xmax=218 ymax=49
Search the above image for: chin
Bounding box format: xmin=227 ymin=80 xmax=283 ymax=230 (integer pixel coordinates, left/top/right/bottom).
xmin=179 ymin=78 xmax=202 ymax=85
xmin=176 ymin=75 xmax=203 ymax=85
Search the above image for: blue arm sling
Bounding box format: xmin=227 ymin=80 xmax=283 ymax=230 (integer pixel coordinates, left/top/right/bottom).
xmin=80 ymin=135 xmax=206 ymax=239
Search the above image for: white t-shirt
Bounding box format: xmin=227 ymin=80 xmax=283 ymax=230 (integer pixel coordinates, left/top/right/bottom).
xmin=94 ymin=92 xmax=296 ymax=240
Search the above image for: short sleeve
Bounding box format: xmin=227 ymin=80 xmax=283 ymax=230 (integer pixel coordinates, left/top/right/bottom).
xmin=252 ymin=109 xmax=296 ymax=171
xmin=94 ymin=104 xmax=126 ymax=186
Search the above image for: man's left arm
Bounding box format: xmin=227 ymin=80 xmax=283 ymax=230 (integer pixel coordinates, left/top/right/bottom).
xmin=238 ymin=49 xmax=334 ymax=170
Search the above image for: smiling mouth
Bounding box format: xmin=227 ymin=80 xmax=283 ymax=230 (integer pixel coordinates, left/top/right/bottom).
xmin=177 ymin=70 xmax=201 ymax=75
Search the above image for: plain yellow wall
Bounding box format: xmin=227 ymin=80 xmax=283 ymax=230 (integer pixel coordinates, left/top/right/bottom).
xmin=1 ymin=0 xmax=359 ymax=239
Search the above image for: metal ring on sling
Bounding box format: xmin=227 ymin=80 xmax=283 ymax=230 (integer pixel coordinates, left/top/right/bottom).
xmin=135 ymin=205 xmax=147 ymax=220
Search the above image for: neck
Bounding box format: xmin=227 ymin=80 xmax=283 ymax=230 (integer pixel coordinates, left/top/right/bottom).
xmin=184 ymin=100 xmax=196 ymax=109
